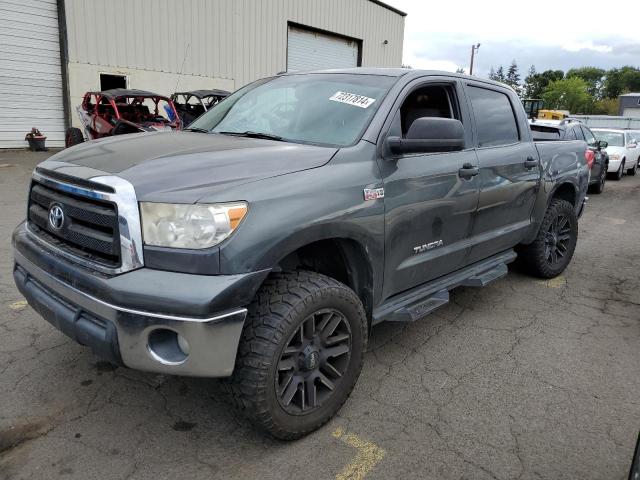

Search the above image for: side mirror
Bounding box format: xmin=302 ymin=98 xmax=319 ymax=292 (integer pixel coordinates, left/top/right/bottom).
xmin=598 ymin=140 xmax=608 ymax=149
xmin=386 ymin=117 xmax=465 ymax=156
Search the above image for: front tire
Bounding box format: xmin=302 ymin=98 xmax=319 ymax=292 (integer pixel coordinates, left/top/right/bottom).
xmin=518 ymin=199 xmax=578 ymax=279
xmin=628 ymin=159 xmax=638 ymax=176
xmin=611 ymin=160 xmax=625 ymax=180
xmin=224 ymin=271 xmax=367 ymax=440
xmin=65 ymin=127 xmax=84 ymax=148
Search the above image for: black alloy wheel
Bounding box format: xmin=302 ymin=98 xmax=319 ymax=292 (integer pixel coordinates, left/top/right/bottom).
xmin=276 ymin=308 xmax=351 ymax=415
xmin=516 ymin=198 xmax=578 ymax=278
xmin=223 ymin=271 xmax=367 ymax=440
xmin=544 ymin=214 xmax=572 ymax=267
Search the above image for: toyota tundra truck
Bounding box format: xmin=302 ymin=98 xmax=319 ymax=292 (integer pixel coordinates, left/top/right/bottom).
xmin=12 ymin=69 xmax=589 ymax=439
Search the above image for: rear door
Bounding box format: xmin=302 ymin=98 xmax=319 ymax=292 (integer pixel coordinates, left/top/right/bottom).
xmin=377 ymin=77 xmax=479 ymax=300
xmin=464 ymin=83 xmax=540 ymax=263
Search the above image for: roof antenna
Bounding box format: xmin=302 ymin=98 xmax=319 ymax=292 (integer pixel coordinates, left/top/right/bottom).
xmin=174 ymin=43 xmax=191 ymax=93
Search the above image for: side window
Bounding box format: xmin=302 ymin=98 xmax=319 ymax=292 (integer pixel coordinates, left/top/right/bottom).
xmin=626 ymin=133 xmax=635 ymax=145
xmin=564 ymin=128 xmax=577 ymax=140
xmin=573 ymin=127 xmax=585 ymax=140
xmin=467 ymin=86 xmax=519 ymax=147
xmin=582 ymin=127 xmax=597 ymax=147
xmin=398 ymin=84 xmax=460 ymax=138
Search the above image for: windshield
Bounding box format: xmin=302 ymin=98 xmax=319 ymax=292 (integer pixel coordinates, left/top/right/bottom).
xmin=592 ymin=130 xmax=624 ymax=147
xmin=189 ymin=73 xmax=396 ymax=147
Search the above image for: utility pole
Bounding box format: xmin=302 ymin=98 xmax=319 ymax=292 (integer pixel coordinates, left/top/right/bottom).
xmin=469 ymin=43 xmax=481 ymax=75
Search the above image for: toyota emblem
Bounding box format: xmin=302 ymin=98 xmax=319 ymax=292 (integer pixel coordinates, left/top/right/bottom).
xmin=48 ymin=204 xmax=65 ymax=230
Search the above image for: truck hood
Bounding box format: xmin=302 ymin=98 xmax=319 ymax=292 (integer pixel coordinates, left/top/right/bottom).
xmin=41 ymin=131 xmax=338 ymax=202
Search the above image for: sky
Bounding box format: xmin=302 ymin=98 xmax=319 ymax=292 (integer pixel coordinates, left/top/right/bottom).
xmin=384 ymin=0 xmax=640 ymax=78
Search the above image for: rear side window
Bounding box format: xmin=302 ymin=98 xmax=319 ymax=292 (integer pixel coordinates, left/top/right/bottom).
xmin=581 ymin=127 xmax=597 ymax=147
xmin=467 ymin=86 xmax=519 ymax=147
xmin=573 ymin=127 xmax=585 ymax=140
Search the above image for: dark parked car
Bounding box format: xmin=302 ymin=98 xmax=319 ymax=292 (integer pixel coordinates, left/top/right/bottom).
xmin=13 ymin=69 xmax=589 ymax=439
xmin=530 ymin=119 xmax=609 ymax=193
xmin=170 ymin=89 xmax=230 ymax=126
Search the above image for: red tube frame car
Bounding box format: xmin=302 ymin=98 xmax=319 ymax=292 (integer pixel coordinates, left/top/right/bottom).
xmin=65 ymin=89 xmax=181 ymax=148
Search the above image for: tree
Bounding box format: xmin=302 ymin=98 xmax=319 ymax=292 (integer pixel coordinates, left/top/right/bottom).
xmin=593 ymin=97 xmax=620 ymax=115
xmin=505 ymin=60 xmax=521 ymax=94
xmin=542 ymin=77 xmax=592 ymax=114
xmin=523 ymin=69 xmax=564 ymax=99
xmin=603 ymin=66 xmax=640 ymax=98
xmin=566 ymin=67 xmax=605 ymax=99
xmin=455 ymin=67 xmax=466 ymax=74
xmin=523 ymin=65 xmax=537 ymax=98
xmin=494 ymin=66 xmax=505 ymax=82
xmin=488 ymin=66 xmax=496 ymax=80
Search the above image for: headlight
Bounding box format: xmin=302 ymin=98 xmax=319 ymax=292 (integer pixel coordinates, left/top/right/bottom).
xmin=140 ymin=202 xmax=247 ymax=249
xmin=609 ymin=153 xmax=620 ymax=160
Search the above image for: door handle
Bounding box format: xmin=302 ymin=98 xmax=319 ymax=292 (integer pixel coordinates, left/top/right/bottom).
xmin=458 ymin=163 xmax=479 ymax=179
xmin=524 ymin=157 xmax=539 ymax=169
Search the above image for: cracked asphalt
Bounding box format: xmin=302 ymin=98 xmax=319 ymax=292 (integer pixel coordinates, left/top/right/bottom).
xmin=1 ymin=150 xmax=639 ymax=480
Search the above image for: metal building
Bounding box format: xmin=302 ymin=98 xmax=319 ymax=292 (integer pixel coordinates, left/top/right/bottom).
xmin=618 ymin=93 xmax=640 ymax=118
xmin=0 ymin=0 xmax=405 ymax=148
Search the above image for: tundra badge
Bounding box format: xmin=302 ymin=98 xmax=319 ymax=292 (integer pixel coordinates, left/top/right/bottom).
xmin=413 ymin=240 xmax=444 ymax=254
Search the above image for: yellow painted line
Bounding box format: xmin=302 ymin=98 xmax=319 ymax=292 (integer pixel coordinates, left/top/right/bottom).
xmin=332 ymin=427 xmax=385 ymax=480
xmin=8 ymin=300 xmax=28 ymax=311
xmin=537 ymin=275 xmax=566 ymax=289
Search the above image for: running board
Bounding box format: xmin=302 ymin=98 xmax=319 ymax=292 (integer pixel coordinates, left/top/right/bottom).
xmin=460 ymin=263 xmax=508 ymax=287
xmin=373 ymin=249 xmax=516 ymax=324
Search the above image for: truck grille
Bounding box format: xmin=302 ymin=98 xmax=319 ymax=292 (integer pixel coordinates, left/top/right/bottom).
xmin=27 ymin=179 xmax=121 ymax=268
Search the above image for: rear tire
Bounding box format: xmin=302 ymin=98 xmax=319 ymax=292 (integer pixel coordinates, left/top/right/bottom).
xmin=590 ymin=166 xmax=606 ymax=194
xmin=65 ymin=127 xmax=84 ymax=148
xmin=223 ymin=271 xmax=367 ymax=440
xmin=518 ymin=199 xmax=578 ymax=279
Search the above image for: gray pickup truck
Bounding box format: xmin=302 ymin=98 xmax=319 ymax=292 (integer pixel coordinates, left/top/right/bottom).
xmin=12 ymin=69 xmax=589 ymax=439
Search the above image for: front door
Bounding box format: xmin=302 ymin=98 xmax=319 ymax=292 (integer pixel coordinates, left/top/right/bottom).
xmin=463 ymin=83 xmax=540 ymax=263
xmin=377 ymin=79 xmax=480 ymax=301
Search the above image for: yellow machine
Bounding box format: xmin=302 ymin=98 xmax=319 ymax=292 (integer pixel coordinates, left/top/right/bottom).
xmin=537 ymin=109 xmax=570 ymax=120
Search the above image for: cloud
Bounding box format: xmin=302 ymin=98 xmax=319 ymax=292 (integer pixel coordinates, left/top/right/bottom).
xmin=562 ymin=41 xmax=612 ymax=53
xmin=385 ymin=0 xmax=640 ymax=75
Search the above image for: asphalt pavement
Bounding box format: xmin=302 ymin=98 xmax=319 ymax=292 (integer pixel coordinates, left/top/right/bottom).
xmin=1 ymin=150 xmax=639 ymax=480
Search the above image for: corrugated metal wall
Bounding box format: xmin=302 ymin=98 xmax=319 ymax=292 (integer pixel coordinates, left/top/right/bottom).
xmin=0 ymin=0 xmax=65 ymax=148
xmin=64 ymin=0 xmax=404 ymax=89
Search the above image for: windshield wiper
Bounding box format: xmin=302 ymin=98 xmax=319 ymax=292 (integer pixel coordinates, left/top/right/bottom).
xmin=218 ymin=131 xmax=284 ymax=141
xmin=183 ymin=127 xmax=210 ymax=133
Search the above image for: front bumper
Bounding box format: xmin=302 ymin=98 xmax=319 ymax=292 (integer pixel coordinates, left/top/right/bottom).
xmin=607 ymin=158 xmax=623 ymax=172
xmin=12 ymin=223 xmax=269 ymax=377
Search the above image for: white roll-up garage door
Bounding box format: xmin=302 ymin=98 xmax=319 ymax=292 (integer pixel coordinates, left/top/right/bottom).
xmin=287 ymin=25 xmax=360 ymax=72
xmin=0 ymin=0 xmax=65 ymax=148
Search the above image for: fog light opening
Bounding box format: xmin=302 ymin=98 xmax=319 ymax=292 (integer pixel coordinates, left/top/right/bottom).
xmin=147 ymin=329 xmax=189 ymax=365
